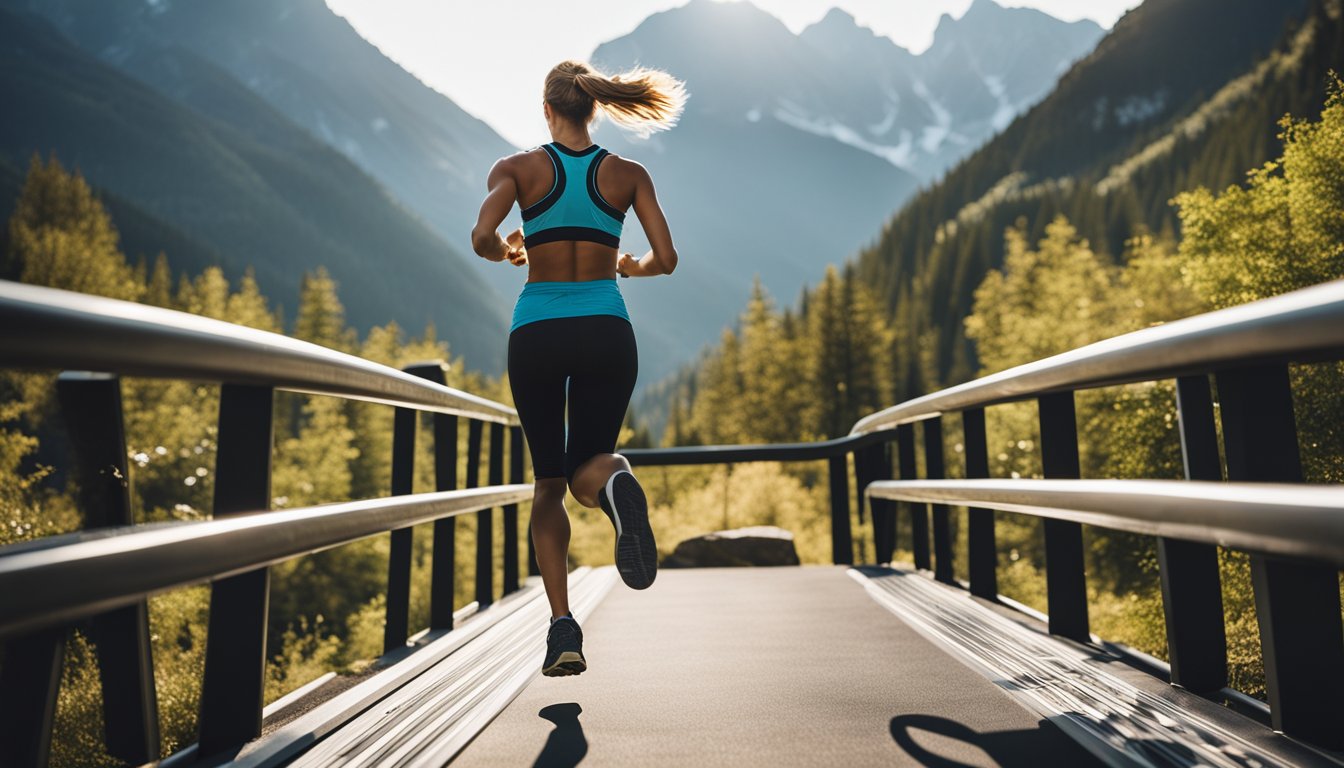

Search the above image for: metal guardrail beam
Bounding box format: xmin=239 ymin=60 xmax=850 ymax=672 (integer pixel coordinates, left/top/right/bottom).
xmin=625 ymin=430 xmax=892 ymax=466
xmin=851 ymin=279 xmax=1344 ymax=434
xmin=866 ymin=479 xmax=1344 ymax=565
xmin=0 ymin=485 xmax=532 ymax=638
xmin=0 ymin=281 xmax=518 ymax=425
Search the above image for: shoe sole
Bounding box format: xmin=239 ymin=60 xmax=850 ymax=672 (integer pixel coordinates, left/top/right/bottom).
xmin=541 ymin=651 xmax=587 ymax=677
xmin=604 ymin=471 xmax=657 ymax=590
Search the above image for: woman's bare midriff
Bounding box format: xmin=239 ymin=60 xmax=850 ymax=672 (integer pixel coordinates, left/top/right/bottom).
xmin=526 ymin=240 xmax=620 ymax=282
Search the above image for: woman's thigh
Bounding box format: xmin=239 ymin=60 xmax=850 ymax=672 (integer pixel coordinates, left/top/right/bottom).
xmin=507 ymin=321 xmax=570 ymax=479
xmin=564 ymin=316 xmax=638 ymax=481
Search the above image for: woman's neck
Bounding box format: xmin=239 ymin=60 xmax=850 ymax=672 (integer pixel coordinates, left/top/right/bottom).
xmin=549 ymin=123 xmax=593 ymax=151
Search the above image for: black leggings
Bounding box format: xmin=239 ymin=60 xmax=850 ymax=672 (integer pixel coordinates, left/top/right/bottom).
xmin=508 ymin=315 xmax=638 ymax=483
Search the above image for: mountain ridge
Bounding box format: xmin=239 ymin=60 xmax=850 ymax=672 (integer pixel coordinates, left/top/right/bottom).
xmin=590 ymin=0 xmax=1102 ymax=379
xmin=10 ymin=0 xmax=523 ymax=300
xmin=0 ymin=4 xmax=509 ymax=367
xmin=851 ymin=0 xmax=1328 ymax=393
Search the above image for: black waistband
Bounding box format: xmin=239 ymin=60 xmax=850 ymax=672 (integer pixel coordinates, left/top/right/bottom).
xmin=524 ymin=226 xmax=620 ymax=249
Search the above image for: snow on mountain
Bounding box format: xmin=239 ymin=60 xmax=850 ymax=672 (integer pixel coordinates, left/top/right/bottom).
xmin=798 ymin=1 xmax=1105 ymax=178
xmin=583 ymin=0 xmax=1102 ymax=378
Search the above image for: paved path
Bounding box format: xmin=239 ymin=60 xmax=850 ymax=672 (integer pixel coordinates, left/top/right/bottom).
xmin=453 ymin=567 xmax=1097 ymax=767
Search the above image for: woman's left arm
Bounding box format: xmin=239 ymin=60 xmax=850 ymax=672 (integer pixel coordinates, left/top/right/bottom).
xmin=471 ymin=159 xmax=527 ymax=266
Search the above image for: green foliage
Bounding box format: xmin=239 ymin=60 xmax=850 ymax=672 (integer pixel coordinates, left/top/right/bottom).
xmin=947 ymin=81 xmax=1344 ymax=697
xmin=265 ymin=616 xmax=343 ymax=705
xmin=294 ymin=267 xmax=357 ymax=352
xmin=49 ymin=633 xmax=117 ymax=768
xmin=856 ymin=0 xmax=1341 ymax=394
xmin=1177 ymin=74 xmax=1344 ymax=484
xmin=1177 ymin=74 xmax=1344 ymax=307
xmin=647 ymin=66 xmax=1344 ymax=707
xmin=680 ymin=269 xmax=893 ymax=447
xmin=0 ymin=157 xmax=497 ymax=765
xmin=807 ymin=266 xmax=894 ymax=440
xmin=7 ymin=155 xmax=141 ymax=301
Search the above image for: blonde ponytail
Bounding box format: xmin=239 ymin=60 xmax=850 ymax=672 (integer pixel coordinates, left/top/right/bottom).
xmin=544 ymin=60 xmax=687 ymax=138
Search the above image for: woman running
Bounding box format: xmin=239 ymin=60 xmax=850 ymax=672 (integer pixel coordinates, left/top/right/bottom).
xmin=471 ymin=60 xmax=685 ymax=677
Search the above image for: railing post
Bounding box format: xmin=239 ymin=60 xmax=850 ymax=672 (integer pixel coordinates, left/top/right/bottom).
xmin=198 ymin=384 xmax=273 ymax=756
xmin=897 ymin=423 xmax=927 ymax=569
xmin=383 ymin=396 xmax=417 ymax=654
xmin=852 ymin=442 xmax=874 ymax=564
xmin=962 ymin=407 xmax=997 ymax=600
xmin=430 ymin=411 xmax=459 ymax=630
xmin=502 ymin=426 xmax=524 ymax=594
xmin=1161 ymin=375 xmax=1228 ymax=693
xmin=1217 ymin=364 xmax=1344 ymax=748
xmin=394 ymin=363 xmax=461 ymax=632
xmin=54 ymin=373 xmax=160 ymax=763
xmin=867 ymin=441 xmax=895 ymax=565
xmin=923 ymin=417 xmax=954 ymax=583
xmin=1037 ymin=391 xmax=1089 ymax=642
xmin=465 ymin=420 xmax=487 ymax=606
xmin=0 ymin=625 xmax=66 ymax=768
xmin=828 ymin=453 xmax=853 ymax=565
xmin=478 ymin=422 xmax=503 ymax=605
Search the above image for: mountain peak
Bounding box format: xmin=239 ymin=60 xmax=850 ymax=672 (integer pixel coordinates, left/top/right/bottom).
xmin=800 ymin=5 xmax=913 ymax=58
xmin=818 ymin=7 xmax=858 ymax=26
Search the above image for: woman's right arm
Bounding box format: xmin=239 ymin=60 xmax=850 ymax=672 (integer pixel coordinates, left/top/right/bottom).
xmin=472 ymin=158 xmax=526 ymax=265
xmin=619 ymin=162 xmax=677 ymax=277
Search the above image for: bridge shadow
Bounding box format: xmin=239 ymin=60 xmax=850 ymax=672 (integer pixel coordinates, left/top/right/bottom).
xmin=533 ymin=702 xmax=588 ymax=768
xmin=890 ymin=714 xmax=1092 ymax=767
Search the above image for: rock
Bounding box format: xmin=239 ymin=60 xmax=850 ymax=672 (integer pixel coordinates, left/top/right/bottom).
xmin=663 ymin=526 xmax=800 ymax=568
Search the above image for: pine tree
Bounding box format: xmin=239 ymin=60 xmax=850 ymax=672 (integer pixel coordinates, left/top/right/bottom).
xmin=144 ymin=253 xmax=175 ymax=308
xmin=806 ymin=266 xmax=894 ymax=438
xmin=689 ymin=330 xmax=744 ymax=445
xmin=180 ymin=266 xmax=230 ymax=320
xmin=294 ymin=267 xmax=357 ymax=352
xmin=226 ymin=269 xmax=281 ymax=332
xmin=7 ymin=155 xmax=141 ymax=300
xmin=734 ymin=278 xmax=796 ymax=444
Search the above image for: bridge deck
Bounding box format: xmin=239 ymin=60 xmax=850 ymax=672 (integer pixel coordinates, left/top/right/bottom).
xmin=233 ymin=565 xmax=1325 ymax=767
xmin=453 ymin=567 xmax=1096 ymax=767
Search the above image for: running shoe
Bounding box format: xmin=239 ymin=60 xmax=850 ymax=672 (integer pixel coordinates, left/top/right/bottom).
xmin=598 ymin=470 xmax=658 ymax=590
xmin=542 ymin=616 xmax=586 ymax=677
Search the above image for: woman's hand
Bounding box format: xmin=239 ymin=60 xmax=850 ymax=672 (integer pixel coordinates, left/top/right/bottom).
xmin=617 ymin=252 xmax=648 ymax=277
xmin=505 ymin=227 xmax=528 ymax=267
xmin=617 ymin=251 xmax=670 ymax=277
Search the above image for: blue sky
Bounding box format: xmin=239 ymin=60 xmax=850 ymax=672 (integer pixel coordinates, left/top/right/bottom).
xmin=325 ymin=0 xmax=1142 ymax=147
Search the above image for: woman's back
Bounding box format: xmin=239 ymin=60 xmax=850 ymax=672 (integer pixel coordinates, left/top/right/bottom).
xmin=513 ymin=142 xmax=640 ymax=282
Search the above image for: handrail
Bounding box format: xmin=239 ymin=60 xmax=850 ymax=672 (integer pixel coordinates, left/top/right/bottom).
xmin=0 ymin=485 xmax=532 ymax=639
xmin=851 ymin=279 xmax=1344 ymax=434
xmin=0 ymin=281 xmax=518 ymax=425
xmin=866 ymin=479 xmax=1344 ymax=566
xmin=624 ymin=431 xmax=891 ymax=466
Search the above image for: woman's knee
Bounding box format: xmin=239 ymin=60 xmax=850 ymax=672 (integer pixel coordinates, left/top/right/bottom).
xmin=532 ymin=477 xmax=568 ymax=507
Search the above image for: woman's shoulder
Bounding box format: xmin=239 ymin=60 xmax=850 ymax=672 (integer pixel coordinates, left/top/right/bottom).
xmin=597 ymin=151 xmax=649 ymax=181
xmin=493 ymin=147 xmax=553 ymax=177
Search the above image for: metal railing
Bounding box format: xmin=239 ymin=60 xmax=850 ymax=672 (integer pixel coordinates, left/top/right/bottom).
xmin=628 ymin=278 xmax=1344 ymax=750
xmin=0 ymin=282 xmax=532 ymax=767
xmin=6 ymin=277 xmax=1344 ymax=759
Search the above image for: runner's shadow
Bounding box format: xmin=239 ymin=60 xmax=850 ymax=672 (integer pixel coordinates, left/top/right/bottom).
xmin=533 ymin=702 xmax=587 ymax=768
xmin=890 ymin=714 xmax=1096 ymax=767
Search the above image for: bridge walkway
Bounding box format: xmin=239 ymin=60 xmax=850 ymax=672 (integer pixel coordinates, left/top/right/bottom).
xmin=454 ymin=566 xmax=1095 ymax=767
xmin=231 ymin=565 xmax=1333 ymax=767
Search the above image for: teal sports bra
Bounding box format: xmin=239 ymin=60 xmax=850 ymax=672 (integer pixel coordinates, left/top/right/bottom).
xmin=520 ymin=142 xmax=625 ymax=249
